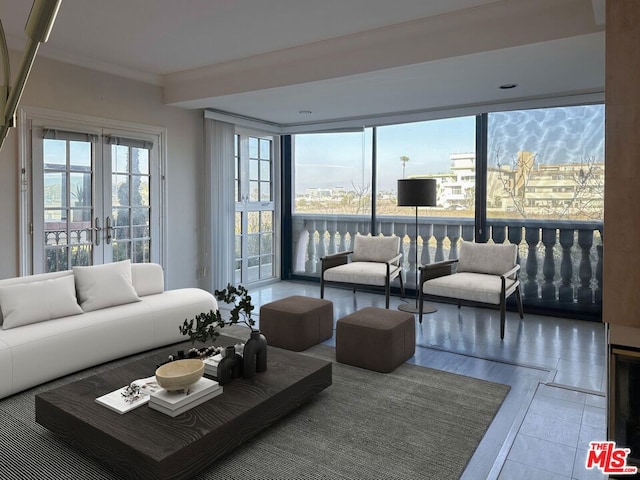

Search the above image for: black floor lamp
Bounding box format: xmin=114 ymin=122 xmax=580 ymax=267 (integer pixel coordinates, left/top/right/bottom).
xmin=397 ymin=178 xmax=438 ymax=314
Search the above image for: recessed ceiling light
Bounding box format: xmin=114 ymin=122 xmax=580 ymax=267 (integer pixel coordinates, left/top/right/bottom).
xmin=499 ymin=84 xmax=518 ymax=89
xmin=299 ymin=110 xmax=312 ymax=115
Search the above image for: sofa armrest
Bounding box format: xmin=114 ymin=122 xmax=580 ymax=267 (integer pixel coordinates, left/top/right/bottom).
xmin=419 ymin=259 xmax=458 ymax=283
xmin=321 ymin=251 xmax=353 ymax=271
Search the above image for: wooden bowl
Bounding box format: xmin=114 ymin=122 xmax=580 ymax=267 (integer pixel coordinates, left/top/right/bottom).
xmin=155 ymin=359 xmax=204 ymax=391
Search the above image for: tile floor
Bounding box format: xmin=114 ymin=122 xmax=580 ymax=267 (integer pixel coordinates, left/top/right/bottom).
xmin=243 ymin=280 xmax=608 ymax=480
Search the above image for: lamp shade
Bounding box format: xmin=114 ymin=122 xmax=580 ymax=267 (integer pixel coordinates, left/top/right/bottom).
xmin=397 ymin=178 xmax=437 ymax=207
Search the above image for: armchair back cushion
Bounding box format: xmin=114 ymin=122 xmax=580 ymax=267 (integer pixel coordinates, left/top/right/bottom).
xmin=456 ymin=242 xmax=517 ymax=276
xmin=351 ymin=235 xmax=400 ymax=263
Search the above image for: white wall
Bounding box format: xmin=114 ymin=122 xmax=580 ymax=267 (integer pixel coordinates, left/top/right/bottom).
xmin=0 ymin=50 xmax=205 ymax=290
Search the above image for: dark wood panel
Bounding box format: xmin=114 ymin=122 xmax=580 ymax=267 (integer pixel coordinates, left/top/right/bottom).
xmin=36 ymin=336 xmax=332 ymax=480
xmin=604 ymin=0 xmax=640 ymax=327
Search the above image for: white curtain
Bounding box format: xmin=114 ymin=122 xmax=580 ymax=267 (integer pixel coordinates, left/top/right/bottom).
xmin=204 ymin=118 xmax=235 ymax=292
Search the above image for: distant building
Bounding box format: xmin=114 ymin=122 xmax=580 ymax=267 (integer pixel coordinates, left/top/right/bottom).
xmin=411 ymin=152 xmax=604 ymax=217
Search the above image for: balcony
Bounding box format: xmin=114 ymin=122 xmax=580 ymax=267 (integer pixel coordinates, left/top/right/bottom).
xmin=292 ymin=214 xmax=603 ymax=319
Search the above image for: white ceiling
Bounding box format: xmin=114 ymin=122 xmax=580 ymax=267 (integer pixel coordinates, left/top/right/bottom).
xmin=0 ymin=0 xmax=606 ymax=126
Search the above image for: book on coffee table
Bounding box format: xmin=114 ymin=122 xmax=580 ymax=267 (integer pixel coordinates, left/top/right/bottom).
xmin=149 ymin=387 xmax=223 ymax=417
xmin=95 ymin=376 xmax=160 ymax=414
xmin=148 ymin=377 xmax=222 ymax=417
xmin=203 ymin=353 xmax=222 ymax=378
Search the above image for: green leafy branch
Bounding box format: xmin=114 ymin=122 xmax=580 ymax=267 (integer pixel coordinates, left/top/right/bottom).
xmin=214 ymin=283 xmax=255 ymax=329
xmin=179 ymin=283 xmax=255 ymax=344
xmin=179 ymin=310 xmax=224 ymax=344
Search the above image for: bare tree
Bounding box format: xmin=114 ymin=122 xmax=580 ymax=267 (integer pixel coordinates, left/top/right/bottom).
xmin=494 ymin=146 xmax=536 ymax=218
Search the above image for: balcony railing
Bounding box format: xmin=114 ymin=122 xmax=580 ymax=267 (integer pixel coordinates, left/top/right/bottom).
xmin=292 ymin=214 xmax=603 ymax=318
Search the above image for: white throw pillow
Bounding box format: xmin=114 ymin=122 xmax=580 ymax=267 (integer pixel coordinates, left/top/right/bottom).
xmin=0 ymin=275 xmax=83 ymax=329
xmin=73 ymin=260 xmax=141 ymax=312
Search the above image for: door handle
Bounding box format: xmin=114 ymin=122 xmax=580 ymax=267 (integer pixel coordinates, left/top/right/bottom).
xmin=105 ymin=216 xmax=112 ymax=244
xmin=93 ymin=217 xmax=102 ymax=246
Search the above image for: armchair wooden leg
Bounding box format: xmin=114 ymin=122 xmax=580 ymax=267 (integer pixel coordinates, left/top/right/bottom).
xmin=418 ymin=291 xmax=423 ymax=324
xmin=385 ymin=282 xmax=390 ymax=309
xmin=399 ymin=272 xmax=405 ymax=298
xmin=516 ymin=285 xmax=524 ymax=318
xmin=500 ymin=302 xmax=506 ymax=340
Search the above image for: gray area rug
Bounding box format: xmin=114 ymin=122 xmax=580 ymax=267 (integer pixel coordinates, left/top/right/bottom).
xmin=0 ymin=337 xmax=509 ymax=480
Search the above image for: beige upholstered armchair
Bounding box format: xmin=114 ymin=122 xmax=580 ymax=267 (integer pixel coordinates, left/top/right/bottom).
xmin=320 ymin=234 xmax=404 ymax=309
xmin=418 ymin=241 xmax=523 ymax=339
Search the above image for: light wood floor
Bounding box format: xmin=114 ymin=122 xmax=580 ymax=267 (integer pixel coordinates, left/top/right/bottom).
xmin=246 ymin=280 xmax=607 ymax=480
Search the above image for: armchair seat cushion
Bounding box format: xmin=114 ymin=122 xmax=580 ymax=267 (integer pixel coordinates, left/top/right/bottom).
xmin=423 ymin=272 xmax=519 ymax=305
xmin=323 ymin=262 xmax=401 ymax=287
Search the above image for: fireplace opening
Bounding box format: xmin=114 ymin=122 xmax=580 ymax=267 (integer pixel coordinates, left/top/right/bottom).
xmin=611 ymin=347 xmax=640 ymax=466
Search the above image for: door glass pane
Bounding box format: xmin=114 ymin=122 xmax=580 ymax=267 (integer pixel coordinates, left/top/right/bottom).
xmin=112 ymin=174 xmax=129 ymax=206
xmin=70 ymin=141 xmax=91 ymax=169
xmin=44 ymin=172 xmax=66 ymax=208
xmin=131 ymin=208 xmax=150 ymax=237
xmin=43 ymin=139 xmax=66 ymax=168
xmin=69 ymin=208 xmax=91 ymax=225
xmin=41 ymin=137 xmax=94 ymax=272
xmin=132 ymin=148 xmax=149 ymax=175
xmin=70 ymin=244 xmax=91 ymax=266
xmin=113 ymin=145 xmax=128 ymax=172
xmin=132 ymin=176 xmax=149 ymax=206
xmin=112 ymin=241 xmax=131 ymax=262
xmin=110 ymin=144 xmax=153 ymax=264
xmin=113 ymin=225 xmax=130 ymax=240
xmin=70 ymin=172 xmax=91 ymax=207
xmin=112 ymin=207 xmax=130 ymax=232
xmin=132 ymin=239 xmax=150 ymax=263
xmin=45 ymin=246 xmax=67 ymax=272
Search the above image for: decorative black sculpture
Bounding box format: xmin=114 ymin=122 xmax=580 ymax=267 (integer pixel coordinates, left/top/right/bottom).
xmin=217 ymin=346 xmax=243 ymax=385
xmin=243 ymin=330 xmax=267 ymax=379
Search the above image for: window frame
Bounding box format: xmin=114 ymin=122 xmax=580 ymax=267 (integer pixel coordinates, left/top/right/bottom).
xmin=18 ymin=106 xmax=167 ymax=275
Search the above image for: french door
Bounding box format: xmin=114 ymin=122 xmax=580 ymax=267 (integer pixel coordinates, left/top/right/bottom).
xmin=30 ymin=123 xmax=161 ymax=273
xmin=234 ymin=132 xmax=278 ymax=284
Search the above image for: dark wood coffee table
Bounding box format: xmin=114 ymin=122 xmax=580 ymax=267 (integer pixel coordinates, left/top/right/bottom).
xmin=35 ymin=336 xmax=332 ymax=480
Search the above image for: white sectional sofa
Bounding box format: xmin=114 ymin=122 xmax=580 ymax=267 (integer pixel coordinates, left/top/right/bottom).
xmin=0 ymin=260 xmax=217 ymax=400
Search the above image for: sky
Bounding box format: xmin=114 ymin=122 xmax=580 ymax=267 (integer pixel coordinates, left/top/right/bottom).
xmin=293 ymin=104 xmax=605 ymax=194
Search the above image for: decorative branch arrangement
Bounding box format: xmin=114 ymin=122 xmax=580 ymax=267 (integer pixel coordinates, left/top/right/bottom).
xmin=179 ymin=283 xmax=255 ymax=344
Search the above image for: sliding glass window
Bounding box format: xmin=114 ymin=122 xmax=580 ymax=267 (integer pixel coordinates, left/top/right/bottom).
xmin=287 ymin=104 xmax=604 ymax=318
xmin=291 ymin=130 xmax=370 ymax=275
xmin=375 ymin=117 xmax=476 ymax=289
xmin=487 ymin=105 xmax=604 ymax=310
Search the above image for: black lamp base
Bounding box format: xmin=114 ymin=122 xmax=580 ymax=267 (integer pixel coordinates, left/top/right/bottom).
xmin=398 ymin=301 xmax=437 ymax=314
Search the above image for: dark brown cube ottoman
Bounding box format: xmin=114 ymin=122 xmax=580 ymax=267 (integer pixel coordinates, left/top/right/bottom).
xmin=259 ymin=296 xmax=333 ymax=351
xmin=336 ymin=307 xmax=415 ymax=373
